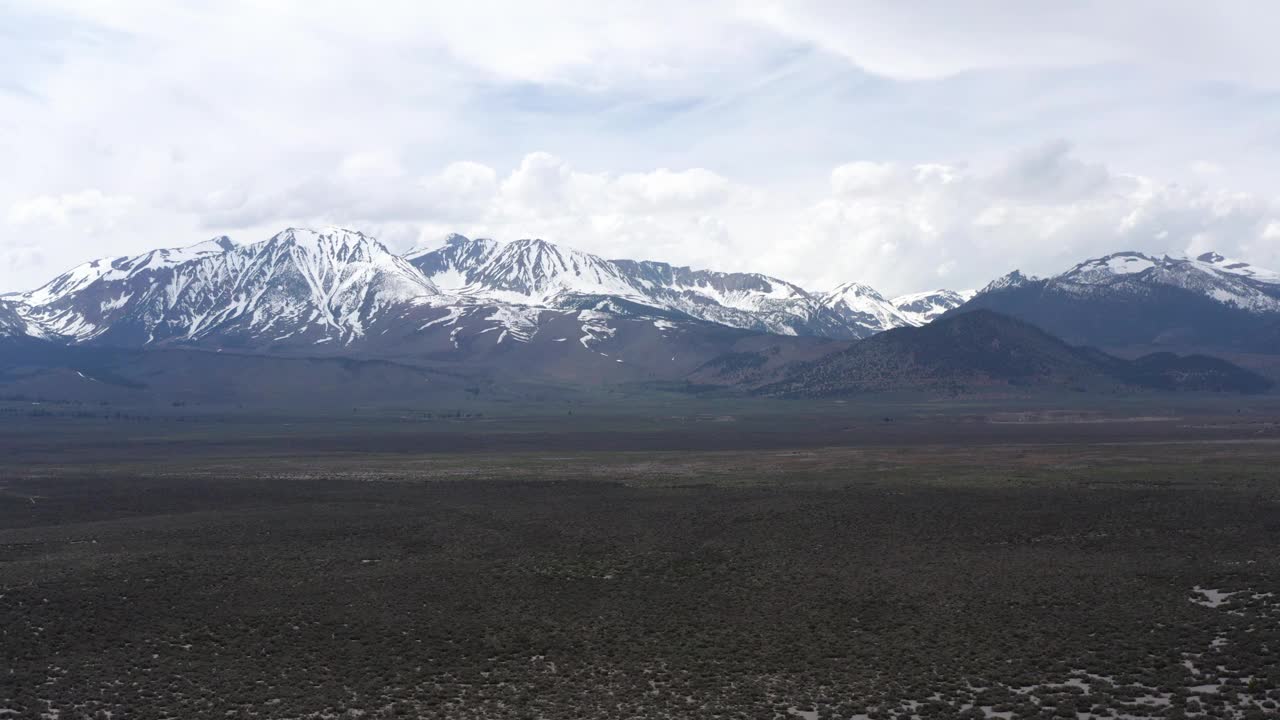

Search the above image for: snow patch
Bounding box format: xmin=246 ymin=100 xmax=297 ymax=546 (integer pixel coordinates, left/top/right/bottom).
xmin=577 ymin=309 xmax=616 ymax=349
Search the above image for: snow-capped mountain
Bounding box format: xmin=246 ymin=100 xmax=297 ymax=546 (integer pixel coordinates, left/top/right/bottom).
xmin=1051 ymin=251 xmax=1280 ymax=314
xmin=0 ymin=299 xmax=43 ymax=338
xmin=404 ymin=234 xmax=501 ymax=292
xmin=817 ymin=285 xmax=973 ymax=331
xmin=5 ymin=227 xmax=974 ymax=386
xmin=4 ymin=228 xmax=835 ymax=383
xmin=956 ymin=251 xmax=1280 ymax=352
xmin=819 ymin=283 xmax=909 ymax=333
xmin=977 ymin=270 xmax=1039 ymax=295
xmin=17 ymin=228 xmax=441 ymax=347
xmin=610 ymin=258 xmax=824 ymax=335
xmin=439 ymin=237 xmax=642 ymax=306
xmin=406 ymin=234 xmax=903 ymax=338
xmin=889 ymin=289 xmax=976 ymax=327
xmin=8 ymin=229 xmax=1280 ymax=392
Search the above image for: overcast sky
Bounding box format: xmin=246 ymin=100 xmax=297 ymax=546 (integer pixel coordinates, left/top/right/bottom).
xmin=4 ymin=1 xmax=1280 ymax=296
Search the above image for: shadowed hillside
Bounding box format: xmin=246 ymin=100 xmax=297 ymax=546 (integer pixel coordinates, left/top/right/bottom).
xmin=758 ymin=310 xmax=1272 ymax=397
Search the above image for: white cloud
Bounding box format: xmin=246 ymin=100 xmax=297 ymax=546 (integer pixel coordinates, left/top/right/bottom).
xmin=744 ymin=1 xmax=1280 ymax=86
xmin=776 ymin=143 xmax=1280 ymax=293
xmin=611 ymin=168 xmax=734 ymax=213
xmin=6 ymin=146 xmax=1280 ymax=300
xmin=476 ymin=154 xmax=746 ymax=265
xmin=830 ymin=162 xmax=904 ymax=196
xmin=492 ymin=153 xmax=738 ymax=218
xmin=1 ymin=190 xmax=133 ymax=280
xmin=189 ymin=156 xmax=498 ymax=231
xmin=6 ymin=190 xmax=135 ymax=229
xmin=422 ymin=162 xmax=499 ymax=213
xmin=4 ymin=3 xmax=1280 ymax=296
xmin=988 ymin=140 xmax=1113 ymax=203
xmin=370 ymin=146 xmax=1280 ymax=296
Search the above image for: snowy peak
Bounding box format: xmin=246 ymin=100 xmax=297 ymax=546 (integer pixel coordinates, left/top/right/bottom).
xmin=406 ymin=234 xmax=502 ymax=292
xmin=890 ymin=289 xmax=975 ymax=327
xmin=1189 ymin=251 xmax=1280 ymax=285
xmin=823 ymin=282 xmax=890 ymax=305
xmin=140 ymin=236 xmax=239 ymax=267
xmin=1060 ymin=251 xmax=1160 ymax=284
xmin=22 ymin=236 xmax=239 ymax=307
xmin=404 ymin=233 xmax=496 ymax=264
xmin=955 ymin=248 xmax=1280 ymax=353
xmin=972 ymin=250 xmax=1280 ymax=318
xmin=0 ymin=299 xmax=45 ymax=339
xmin=979 ymin=270 xmax=1039 ymax=295
xmin=10 ymin=227 xmax=979 ymax=351
xmin=410 ymin=235 xmax=644 ymax=305
xmin=819 ymin=282 xmax=908 ymax=333
xmin=409 ymin=232 xmax=981 ymax=338
xmin=612 ymin=259 xmax=812 ymax=307
xmin=1057 ymin=250 xmax=1280 ymax=290
xmin=1050 ymin=250 xmax=1280 ymax=314
xmin=187 ymin=235 xmax=237 ymax=254
xmin=15 ymin=226 xmax=441 ymax=345
xmin=474 ymin=238 xmax=641 ymax=304
xmin=268 ymin=227 xmax=395 ymax=265
xmin=407 ymin=235 xmax=891 ymax=337
xmin=601 ymin=258 xmax=840 ymax=336
xmin=254 ymin=226 xmax=440 ymax=303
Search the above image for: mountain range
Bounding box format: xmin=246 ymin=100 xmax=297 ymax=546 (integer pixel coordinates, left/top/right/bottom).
xmin=403 ymin=233 xmax=967 ymax=338
xmin=0 ymin=227 xmax=972 ymax=383
xmin=959 ymin=251 xmax=1280 ymax=354
xmin=1 ymin=227 xmax=1277 ymax=400
xmin=748 ymin=310 xmax=1273 ymax=396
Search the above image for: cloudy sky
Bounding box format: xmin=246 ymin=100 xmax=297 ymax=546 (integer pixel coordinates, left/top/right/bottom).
xmin=4 ymin=1 xmax=1280 ymax=296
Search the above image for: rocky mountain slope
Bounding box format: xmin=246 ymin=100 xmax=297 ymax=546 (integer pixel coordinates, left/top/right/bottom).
xmin=757 ymin=310 xmax=1272 ymax=396
xmin=406 ymin=234 xmax=944 ymax=339
xmin=16 ymin=228 xmax=442 ymax=348
xmin=889 ymin=289 xmax=976 ymax=326
xmin=8 ymin=228 xmax=889 ymax=385
xmin=9 ymin=227 xmax=963 ymax=356
xmin=8 ymin=230 xmax=1278 ymax=395
xmin=956 ymin=251 xmax=1280 ymax=353
xmin=0 ymin=299 xmax=43 ymax=338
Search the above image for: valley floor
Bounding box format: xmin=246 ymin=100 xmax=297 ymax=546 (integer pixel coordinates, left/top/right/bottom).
xmin=2 ymin=408 xmax=1280 ymax=719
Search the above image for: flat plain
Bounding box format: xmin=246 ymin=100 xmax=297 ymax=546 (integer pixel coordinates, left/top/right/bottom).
xmin=3 ymin=399 xmax=1280 ymax=719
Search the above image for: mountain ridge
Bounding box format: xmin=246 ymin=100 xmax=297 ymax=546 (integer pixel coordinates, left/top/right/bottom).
xmin=15 ymin=228 xmax=965 ymax=349
xmin=8 ymin=230 xmax=1280 ymax=392
xmin=16 ymin=227 xmax=442 ymax=348
xmin=953 ymin=250 xmax=1280 ymax=353
xmin=405 ymin=233 xmax=949 ymax=339
xmin=756 ymin=310 xmax=1273 ymax=397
